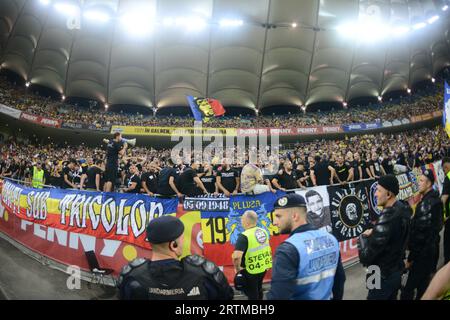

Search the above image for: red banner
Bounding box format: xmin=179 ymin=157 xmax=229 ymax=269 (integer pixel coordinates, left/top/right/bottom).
xmin=237 ymin=126 xmax=343 ymax=136
xmin=20 ymin=112 xmax=61 ymax=128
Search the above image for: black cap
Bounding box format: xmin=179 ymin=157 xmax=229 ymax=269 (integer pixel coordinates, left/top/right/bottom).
xmin=146 ymin=215 xmax=184 ymax=244
xmin=422 ymin=169 xmax=435 ymax=184
xmin=274 ymin=193 xmax=307 ymax=209
xmin=377 ymin=174 xmax=399 ymax=196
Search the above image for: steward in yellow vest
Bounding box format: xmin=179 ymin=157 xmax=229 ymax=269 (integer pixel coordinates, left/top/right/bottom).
xmin=32 ymin=163 xmax=45 ymax=189
xmin=232 ymin=210 xmax=272 ymax=300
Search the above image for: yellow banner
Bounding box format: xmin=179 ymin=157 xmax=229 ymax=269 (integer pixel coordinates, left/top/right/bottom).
xmin=111 ymin=126 xmax=237 ymax=137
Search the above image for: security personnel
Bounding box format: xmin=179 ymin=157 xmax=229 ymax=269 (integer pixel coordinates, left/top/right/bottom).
xmin=117 ymin=215 xmax=233 ymax=300
xmin=32 ymin=162 xmax=45 ymax=189
xmin=440 ymin=157 xmax=450 ymax=264
xmin=358 ymin=174 xmax=411 ymax=300
xmin=232 ymin=210 xmax=272 ymax=300
xmin=401 ymin=170 xmax=443 ymax=300
xmin=267 ymin=193 xmax=339 ymax=300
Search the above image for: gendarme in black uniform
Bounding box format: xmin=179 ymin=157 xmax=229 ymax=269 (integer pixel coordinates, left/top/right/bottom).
xmin=105 ymin=140 xmax=124 ymax=183
xmin=117 ymin=216 xmax=233 ymax=300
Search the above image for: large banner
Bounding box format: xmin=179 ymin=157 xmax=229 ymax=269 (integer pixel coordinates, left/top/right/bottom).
xmin=0 ymin=104 xmax=21 ymax=119
xmin=20 ymin=112 xmax=61 ymax=128
xmin=328 ymin=182 xmax=372 ymax=241
xmin=62 ymin=122 xmax=110 ymax=132
xmin=201 ymin=191 xmax=287 ymax=267
xmin=1 ymin=180 xmax=178 ymax=249
xmin=445 ymin=81 xmax=450 ymax=138
xmin=111 ymin=125 xmax=237 ymax=137
xmin=295 ymin=186 xmax=332 ymax=233
xmin=342 ymin=121 xmax=382 ymax=132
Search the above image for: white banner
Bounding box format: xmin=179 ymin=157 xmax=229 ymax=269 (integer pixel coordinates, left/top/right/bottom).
xmin=295 ymin=186 xmax=332 ymax=233
xmin=0 ymin=104 xmax=21 ymax=119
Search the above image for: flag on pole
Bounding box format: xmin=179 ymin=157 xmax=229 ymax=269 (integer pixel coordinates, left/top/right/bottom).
xmin=445 ymin=82 xmax=450 ymax=138
xmin=187 ymin=96 xmax=225 ymax=121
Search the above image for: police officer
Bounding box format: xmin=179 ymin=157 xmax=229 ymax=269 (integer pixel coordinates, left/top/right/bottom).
xmin=117 ymin=215 xmax=233 ymax=300
xmin=358 ymin=174 xmax=411 ymax=300
xmin=267 ymin=193 xmax=340 ymax=300
xmin=232 ymin=210 xmax=272 ymax=300
xmin=401 ymin=170 xmax=443 ymax=300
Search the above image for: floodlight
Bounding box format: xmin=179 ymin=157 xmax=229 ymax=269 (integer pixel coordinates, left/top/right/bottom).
xmin=428 ymin=15 xmax=439 ymax=24
xmin=392 ymin=25 xmax=410 ymax=37
xmin=120 ymin=11 xmax=154 ymax=36
xmin=84 ymin=10 xmax=110 ymax=23
xmin=412 ymin=22 xmax=426 ymax=30
xmin=219 ymin=19 xmax=243 ymax=27
xmin=54 ymin=2 xmax=79 ymax=16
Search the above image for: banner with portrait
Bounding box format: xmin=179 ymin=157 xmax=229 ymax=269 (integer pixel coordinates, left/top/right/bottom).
xmin=295 ymin=186 xmax=332 ymax=233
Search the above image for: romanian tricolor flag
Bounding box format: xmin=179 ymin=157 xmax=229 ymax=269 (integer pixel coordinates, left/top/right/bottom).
xmin=187 ymin=96 xmax=225 ymax=121
xmin=445 ymin=82 xmax=450 ymax=138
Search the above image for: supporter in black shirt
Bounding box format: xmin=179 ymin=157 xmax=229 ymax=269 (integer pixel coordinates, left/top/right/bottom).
xmin=310 ymin=156 xmax=336 ymax=186
xmin=104 ymin=132 xmax=127 ymax=192
xmin=350 ymin=152 xmax=363 ymax=182
xmin=368 ymin=152 xmax=385 ymax=178
xmin=157 ymin=159 xmax=182 ymax=197
xmin=81 ymin=159 xmax=103 ymax=191
xmin=217 ymin=160 xmax=240 ymax=196
xmin=272 ymin=159 xmax=299 ymax=190
xmin=122 ymin=164 xmax=141 ymax=193
xmin=200 ymin=163 xmax=217 ymax=194
xmin=333 ymin=154 xmax=352 ymax=183
xmin=296 ymin=163 xmax=312 ymax=188
xmin=62 ymin=159 xmax=78 ymax=189
xmin=177 ymin=161 xmax=208 ymax=197
xmin=141 ymin=162 xmax=158 ymax=196
xmin=381 ymin=152 xmax=394 ymax=175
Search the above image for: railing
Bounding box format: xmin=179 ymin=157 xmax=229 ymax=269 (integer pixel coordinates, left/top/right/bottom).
xmin=0 ymin=175 xmax=377 ymax=196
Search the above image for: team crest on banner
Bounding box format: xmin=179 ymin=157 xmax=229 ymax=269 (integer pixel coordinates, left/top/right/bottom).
xmin=328 ymin=183 xmax=371 ymax=241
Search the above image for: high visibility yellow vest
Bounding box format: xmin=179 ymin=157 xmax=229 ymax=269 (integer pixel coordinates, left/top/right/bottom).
xmin=444 ymin=289 xmax=450 ymax=300
xmin=243 ymin=227 xmax=272 ymax=274
xmin=32 ymin=167 xmax=44 ymax=189
xmin=445 ymin=171 xmax=450 ymax=219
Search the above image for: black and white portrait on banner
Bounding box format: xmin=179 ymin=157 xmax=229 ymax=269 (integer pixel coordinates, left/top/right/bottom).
xmin=328 ymin=182 xmax=371 ymax=241
xmin=295 ymin=186 xmax=331 ymax=233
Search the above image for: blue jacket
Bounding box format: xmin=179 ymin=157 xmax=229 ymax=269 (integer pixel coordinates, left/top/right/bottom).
xmin=267 ymin=224 xmax=342 ymax=300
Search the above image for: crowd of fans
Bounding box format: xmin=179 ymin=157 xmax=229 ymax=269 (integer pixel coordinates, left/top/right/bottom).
xmin=0 ymin=74 xmax=443 ymax=129
xmin=1 ymin=126 xmax=448 ymax=196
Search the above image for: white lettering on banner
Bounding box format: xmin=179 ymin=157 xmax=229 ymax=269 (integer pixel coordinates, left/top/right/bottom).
xmin=40 ymin=118 xmax=58 ymax=126
xmin=322 ymin=126 xmax=341 ymax=133
xmin=57 ymin=194 xmax=164 ymax=238
xmin=19 ymin=219 xmax=121 ymax=257
xmin=21 ymin=113 xmax=38 ymax=121
xmin=297 ymin=127 xmax=318 ymax=134
xmin=397 ymin=173 xmax=414 ymax=200
xmin=1 ymin=181 xmax=23 ymax=215
xmin=26 ymin=191 xmax=50 ymax=221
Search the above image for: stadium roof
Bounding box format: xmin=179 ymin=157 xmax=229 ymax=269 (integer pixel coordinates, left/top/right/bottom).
xmin=1 ymin=0 xmax=450 ymax=114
